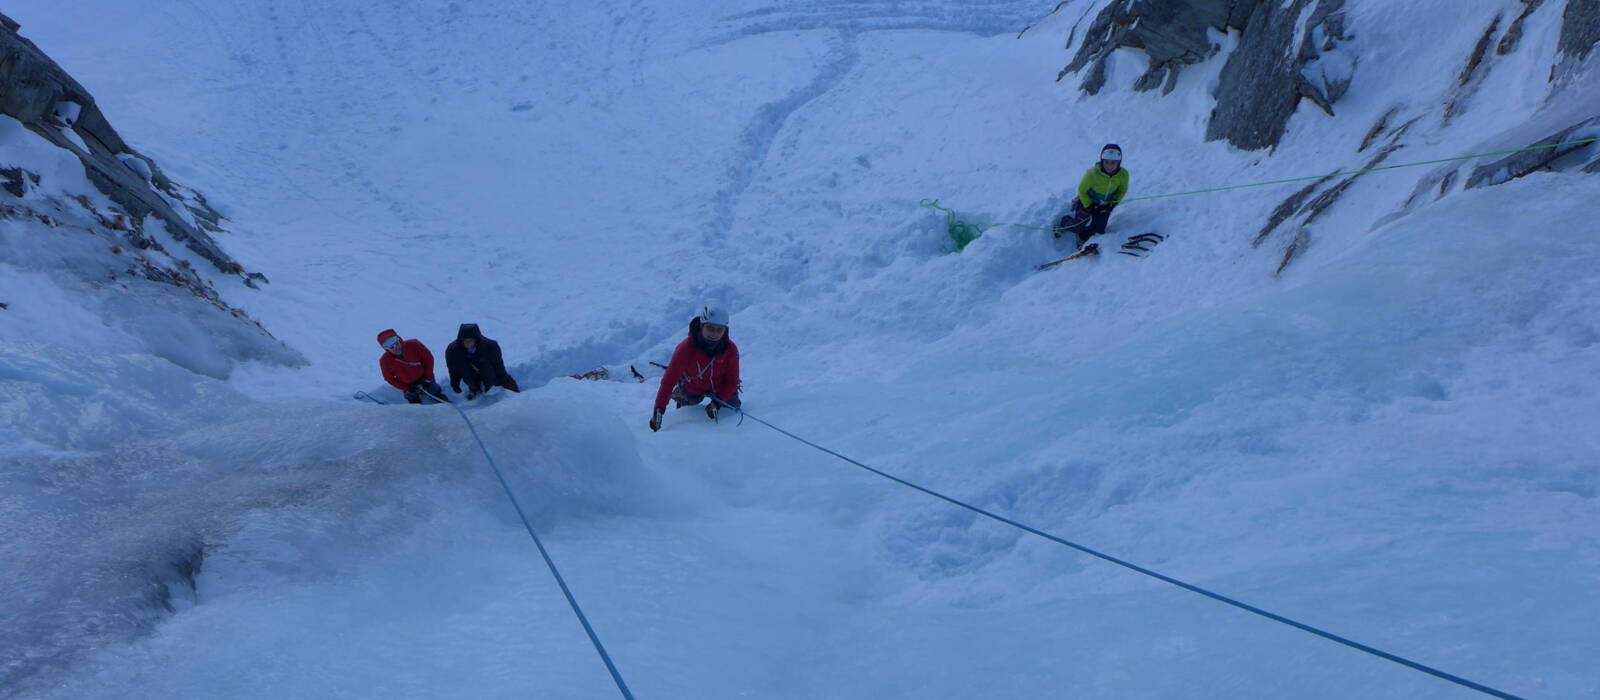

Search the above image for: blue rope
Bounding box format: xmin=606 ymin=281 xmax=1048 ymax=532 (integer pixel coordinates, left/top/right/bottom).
xmin=423 ymin=388 xmax=636 ymax=700
xmin=710 ymin=398 xmax=1522 ymax=700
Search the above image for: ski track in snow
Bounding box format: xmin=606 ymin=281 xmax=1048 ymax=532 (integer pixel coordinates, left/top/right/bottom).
xmin=714 ymin=0 xmax=1049 ymax=38
xmin=702 ymin=29 xmax=860 ymax=247
xmin=1 ymin=0 xmax=1598 ymax=698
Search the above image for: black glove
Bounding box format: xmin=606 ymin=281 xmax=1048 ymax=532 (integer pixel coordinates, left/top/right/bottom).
xmin=452 ymin=382 xmax=461 ymax=394
xmin=706 ymin=403 xmax=719 ymax=421
xmin=649 ymin=410 xmax=664 ymax=432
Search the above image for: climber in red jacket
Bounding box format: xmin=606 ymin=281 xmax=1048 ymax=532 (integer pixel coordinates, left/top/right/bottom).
xmin=377 ymin=328 xmax=449 ymax=404
xmin=650 ymin=305 xmax=740 ymax=431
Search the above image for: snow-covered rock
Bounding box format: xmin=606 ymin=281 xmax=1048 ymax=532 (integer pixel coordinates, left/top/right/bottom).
xmin=1061 ymin=0 xmax=1245 ymax=95
xmin=1059 ymin=0 xmax=1354 ymax=150
xmin=1 ymin=16 xmax=235 ymax=262
xmin=1 ymin=12 xmax=301 ymax=377
xmin=1555 ymin=0 xmax=1600 ymax=81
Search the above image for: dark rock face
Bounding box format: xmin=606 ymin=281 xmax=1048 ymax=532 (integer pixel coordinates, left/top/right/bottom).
xmin=1062 ymin=0 xmax=1247 ymax=95
xmin=1255 ymin=140 xmax=1406 ymax=275
xmin=1 ymin=165 xmax=37 ymax=197
xmin=1465 ymin=117 xmax=1600 ymax=189
xmin=1445 ymin=12 xmax=1507 ymax=124
xmin=1205 ymin=0 xmax=1350 ymax=151
xmin=1461 ymin=14 xmax=1505 ymax=88
xmin=1498 ymin=0 xmax=1547 ymax=55
xmin=1555 ymin=0 xmax=1600 ymax=79
xmin=1447 ymin=0 xmax=1600 ymax=122
xmin=1061 ymin=0 xmax=1353 ymax=151
xmin=0 ymin=12 xmax=239 ymax=273
xmin=1400 ymin=115 xmax=1600 ymax=213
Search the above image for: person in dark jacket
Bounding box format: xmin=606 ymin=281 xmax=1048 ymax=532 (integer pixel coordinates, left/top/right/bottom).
xmin=650 ymin=305 xmax=741 ymax=432
xmin=446 ymin=323 xmax=519 ymax=400
xmin=377 ymin=328 xmax=449 ymax=404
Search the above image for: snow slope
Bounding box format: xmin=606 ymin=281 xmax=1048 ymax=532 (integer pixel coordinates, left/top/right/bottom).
xmin=3 ymin=1 xmax=1597 ymax=698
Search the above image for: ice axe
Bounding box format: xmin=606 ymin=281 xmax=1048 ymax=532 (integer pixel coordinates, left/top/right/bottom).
xmin=1035 ymin=243 xmax=1100 ymax=272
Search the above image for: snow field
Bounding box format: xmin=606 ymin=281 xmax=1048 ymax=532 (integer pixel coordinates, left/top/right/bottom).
xmin=2 ymin=0 xmax=1597 ymax=697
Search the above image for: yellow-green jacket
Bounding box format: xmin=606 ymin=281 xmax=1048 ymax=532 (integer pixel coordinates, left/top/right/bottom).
xmin=1077 ymin=164 xmax=1130 ymax=209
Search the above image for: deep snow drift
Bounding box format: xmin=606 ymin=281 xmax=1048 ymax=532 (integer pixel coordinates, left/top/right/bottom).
xmin=2 ymin=1 xmax=1597 ymax=698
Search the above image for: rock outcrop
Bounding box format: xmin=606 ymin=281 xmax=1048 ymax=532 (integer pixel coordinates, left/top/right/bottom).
xmin=1497 ymin=0 xmax=1547 ymax=56
xmin=1 ymin=11 xmax=299 ymax=373
xmin=1060 ymin=0 xmax=1247 ymax=95
xmin=1061 ymin=0 xmax=1354 ymax=152
xmin=1 ymin=11 xmax=241 ymax=274
xmin=1464 ymin=118 xmax=1600 ymax=189
xmin=1555 ymin=0 xmax=1600 ymax=81
xmin=1059 ymin=0 xmax=1600 ymax=152
xmin=1204 ymin=0 xmax=1351 ymax=151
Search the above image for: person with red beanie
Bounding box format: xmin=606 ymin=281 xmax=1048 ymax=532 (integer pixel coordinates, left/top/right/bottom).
xmin=377 ymin=329 xmax=449 ymax=404
xmin=650 ymin=304 xmax=740 ymax=432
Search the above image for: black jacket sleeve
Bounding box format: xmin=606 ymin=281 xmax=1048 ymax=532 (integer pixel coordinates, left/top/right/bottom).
xmin=445 ymin=342 xmax=465 ymax=388
xmin=484 ymin=340 xmax=507 ymax=386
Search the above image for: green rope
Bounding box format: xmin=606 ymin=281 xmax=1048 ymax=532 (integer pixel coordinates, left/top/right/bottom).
xmin=920 ymin=198 xmax=1059 ymax=245
xmin=924 ymin=197 xmax=1006 ymax=251
xmin=922 ymin=136 xmax=1600 ymax=232
xmin=1123 ymin=136 xmax=1600 ymax=203
xmin=948 ymin=219 xmax=986 ymax=251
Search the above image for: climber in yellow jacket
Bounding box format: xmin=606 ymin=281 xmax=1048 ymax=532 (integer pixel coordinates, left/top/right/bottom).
xmin=1057 ymin=144 xmax=1129 ymax=247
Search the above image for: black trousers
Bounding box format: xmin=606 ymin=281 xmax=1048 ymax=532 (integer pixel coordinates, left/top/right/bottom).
xmin=457 ymin=364 xmax=500 ymax=393
xmin=1059 ymin=202 xmax=1111 ymax=246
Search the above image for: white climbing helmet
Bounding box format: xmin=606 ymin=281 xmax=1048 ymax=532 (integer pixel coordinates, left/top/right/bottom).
xmin=700 ymin=304 xmax=730 ymax=328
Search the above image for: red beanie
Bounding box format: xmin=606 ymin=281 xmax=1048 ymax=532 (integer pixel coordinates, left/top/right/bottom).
xmin=377 ymin=329 xmax=400 ymax=346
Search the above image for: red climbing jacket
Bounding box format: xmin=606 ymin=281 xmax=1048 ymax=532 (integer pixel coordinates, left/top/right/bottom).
xmin=377 ymin=329 xmax=436 ymax=391
xmin=653 ymin=317 xmax=740 ymax=412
